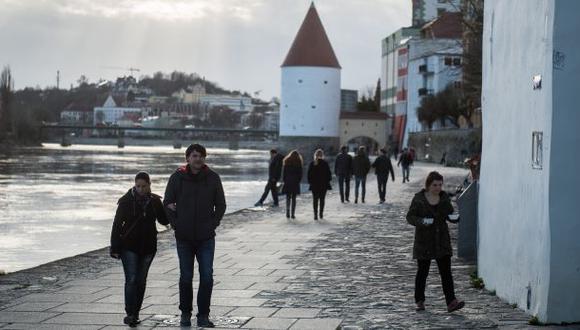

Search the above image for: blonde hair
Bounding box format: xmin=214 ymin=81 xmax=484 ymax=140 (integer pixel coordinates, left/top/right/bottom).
xmin=313 ymin=149 xmax=324 ymax=165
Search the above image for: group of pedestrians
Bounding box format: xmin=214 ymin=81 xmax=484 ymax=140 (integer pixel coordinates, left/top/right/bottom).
xmin=110 ymin=143 xmax=463 ymax=328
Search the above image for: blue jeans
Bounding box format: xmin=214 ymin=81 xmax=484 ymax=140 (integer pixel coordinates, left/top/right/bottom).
xmin=337 ymin=175 xmax=351 ymax=202
xmin=176 ymin=238 xmax=215 ymax=316
xmin=355 ymin=176 xmax=366 ymax=202
xmin=120 ymin=250 xmax=155 ymax=316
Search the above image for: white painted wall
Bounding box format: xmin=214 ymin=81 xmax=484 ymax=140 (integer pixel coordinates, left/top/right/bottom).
xmin=480 ymin=0 xmax=558 ymax=322
xmin=546 ymin=0 xmax=580 ymax=323
xmin=280 ymin=66 xmax=340 ymax=137
xmin=93 ymin=107 xmax=142 ymax=125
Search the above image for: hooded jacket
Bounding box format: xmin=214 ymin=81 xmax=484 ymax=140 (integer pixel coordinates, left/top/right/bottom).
xmin=163 ymin=164 xmax=226 ymax=241
xmin=110 ymin=189 xmax=169 ymax=256
xmin=406 ymin=190 xmax=454 ymax=260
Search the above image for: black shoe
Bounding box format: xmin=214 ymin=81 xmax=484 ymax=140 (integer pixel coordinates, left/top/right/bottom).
xmin=291 ymin=215 xmax=295 ymax=219
xmin=314 ymin=216 xmax=318 ymax=220
xmin=123 ymin=315 xmax=139 ymax=328
xmin=362 ymin=199 xmax=365 ymax=203
xmin=272 ymin=203 xmax=279 ymax=207
xmin=345 ymin=199 xmax=350 ymax=203
xmin=286 ymin=211 xmax=290 ymax=219
xmin=354 ymin=199 xmax=358 ymax=204
xmin=254 ymin=201 xmax=263 ymax=207
xmin=197 ymin=314 xmax=215 ymax=328
xmin=180 ymin=313 xmax=192 ymax=327
xmin=319 ymin=214 xmax=323 ymax=219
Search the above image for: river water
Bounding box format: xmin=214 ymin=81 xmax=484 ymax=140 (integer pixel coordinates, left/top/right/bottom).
xmin=0 ymin=144 xmax=269 ymax=273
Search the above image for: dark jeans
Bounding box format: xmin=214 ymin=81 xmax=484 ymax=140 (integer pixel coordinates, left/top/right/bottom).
xmin=402 ymin=166 xmax=410 ymax=182
xmin=415 ymin=256 xmax=456 ymax=305
xmin=312 ymin=190 xmax=327 ymax=218
xmin=258 ymin=179 xmax=278 ymax=205
xmin=176 ymin=238 xmax=215 ymax=316
xmin=337 ymin=175 xmax=350 ymax=202
xmin=354 ymin=176 xmax=366 ymax=201
xmin=377 ymin=175 xmax=388 ymax=201
xmin=120 ymin=250 xmax=155 ymax=316
xmin=285 ymin=193 xmax=297 ymax=217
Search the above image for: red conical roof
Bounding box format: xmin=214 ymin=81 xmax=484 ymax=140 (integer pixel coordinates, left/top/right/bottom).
xmin=282 ymin=3 xmax=341 ymax=68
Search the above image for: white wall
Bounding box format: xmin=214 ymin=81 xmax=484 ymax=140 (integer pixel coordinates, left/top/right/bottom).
xmin=479 ymin=0 xmax=554 ymax=321
xmin=546 ymin=0 xmax=580 ymax=323
xmin=280 ymin=66 xmax=340 ymax=137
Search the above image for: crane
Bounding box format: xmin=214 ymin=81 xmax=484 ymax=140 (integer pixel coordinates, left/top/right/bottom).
xmin=101 ymin=66 xmax=141 ymax=76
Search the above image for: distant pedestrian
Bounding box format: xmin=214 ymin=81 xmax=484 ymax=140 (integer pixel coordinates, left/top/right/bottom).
xmin=352 ymin=146 xmax=371 ymax=204
xmin=371 ymin=148 xmax=395 ymax=203
xmin=397 ymin=148 xmax=413 ymax=183
xmin=282 ymin=150 xmax=303 ymax=219
xmin=163 ymin=143 xmax=226 ymax=328
xmin=334 ymin=145 xmax=353 ymax=203
xmin=440 ymin=152 xmax=447 ymax=166
xmin=406 ymin=171 xmax=465 ymax=313
xmin=254 ymin=149 xmax=284 ymax=207
xmin=307 ymin=149 xmax=332 ymax=220
xmin=110 ymin=172 xmax=169 ymax=327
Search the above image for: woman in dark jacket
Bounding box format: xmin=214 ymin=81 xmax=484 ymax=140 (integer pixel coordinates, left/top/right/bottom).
xmin=110 ymin=172 xmax=169 ymax=327
xmin=406 ymin=171 xmax=464 ymax=313
xmin=307 ymin=149 xmax=332 ymax=220
xmin=282 ymin=150 xmax=303 ymax=219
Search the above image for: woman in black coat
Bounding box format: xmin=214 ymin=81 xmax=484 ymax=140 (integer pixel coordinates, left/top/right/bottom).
xmin=406 ymin=171 xmax=464 ymax=313
xmin=307 ymin=149 xmax=332 ymax=220
xmin=110 ymin=172 xmax=169 ymax=327
xmin=282 ymin=150 xmax=303 ymax=219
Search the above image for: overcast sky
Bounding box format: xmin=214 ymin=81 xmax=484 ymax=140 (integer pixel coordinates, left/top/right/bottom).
xmin=0 ymin=0 xmax=411 ymax=99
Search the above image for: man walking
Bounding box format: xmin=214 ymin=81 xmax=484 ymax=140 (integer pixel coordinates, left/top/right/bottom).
xmin=334 ymin=145 xmax=353 ymax=203
xmin=255 ymin=149 xmax=284 ymax=207
xmin=371 ymin=148 xmax=395 ymax=203
xmin=164 ymin=144 xmax=226 ymax=328
xmin=352 ymin=146 xmax=371 ymax=204
xmin=398 ymin=147 xmax=413 ymax=183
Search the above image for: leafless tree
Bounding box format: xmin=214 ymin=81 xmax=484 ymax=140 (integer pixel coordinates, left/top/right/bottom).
xmin=1 ymin=66 xmax=14 ymax=135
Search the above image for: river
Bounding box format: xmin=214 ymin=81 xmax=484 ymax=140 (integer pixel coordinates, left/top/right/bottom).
xmin=0 ymin=144 xmax=269 ymax=273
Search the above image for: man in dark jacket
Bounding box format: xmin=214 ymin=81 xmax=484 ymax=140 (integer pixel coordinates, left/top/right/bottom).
xmin=164 ymin=144 xmax=226 ymax=328
xmin=398 ymin=147 xmax=413 ymax=183
xmin=334 ymin=145 xmax=353 ymax=203
xmin=254 ymin=149 xmax=284 ymax=207
xmin=352 ymin=146 xmax=371 ymax=203
xmin=371 ymin=148 xmax=395 ymax=203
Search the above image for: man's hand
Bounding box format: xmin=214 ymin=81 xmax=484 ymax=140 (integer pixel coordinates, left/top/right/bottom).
xmin=110 ymin=253 xmax=121 ymax=259
xmin=167 ymin=203 xmax=177 ymax=211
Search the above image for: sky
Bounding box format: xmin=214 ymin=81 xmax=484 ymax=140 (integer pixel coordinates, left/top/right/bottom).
xmin=0 ymin=0 xmax=411 ymax=100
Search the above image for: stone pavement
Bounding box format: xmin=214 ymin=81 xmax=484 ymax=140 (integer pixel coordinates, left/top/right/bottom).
xmin=0 ymin=162 xmax=571 ymax=329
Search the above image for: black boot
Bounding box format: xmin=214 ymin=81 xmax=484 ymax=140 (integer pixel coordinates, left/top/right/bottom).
xmin=180 ymin=312 xmax=192 ymax=327
xmin=197 ymin=314 xmax=215 ymax=328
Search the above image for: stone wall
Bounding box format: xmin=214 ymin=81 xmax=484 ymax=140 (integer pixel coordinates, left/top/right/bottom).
xmin=407 ymin=128 xmax=481 ymax=166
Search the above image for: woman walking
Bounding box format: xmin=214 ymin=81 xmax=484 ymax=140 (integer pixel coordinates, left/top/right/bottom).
xmin=307 ymin=149 xmax=332 ymax=220
xmin=282 ymin=150 xmax=303 ymax=219
xmin=110 ymin=172 xmax=169 ymax=327
xmin=406 ymin=171 xmax=464 ymax=312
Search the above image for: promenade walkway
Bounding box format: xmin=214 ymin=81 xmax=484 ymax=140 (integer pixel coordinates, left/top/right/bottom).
xmin=0 ymin=163 xmax=551 ymax=329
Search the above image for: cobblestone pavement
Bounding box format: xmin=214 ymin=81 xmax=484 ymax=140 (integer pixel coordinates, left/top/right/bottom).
xmin=1 ymin=162 xmax=577 ymax=329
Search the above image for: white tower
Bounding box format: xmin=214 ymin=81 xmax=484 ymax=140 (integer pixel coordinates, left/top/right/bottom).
xmin=280 ymin=3 xmax=341 ymax=145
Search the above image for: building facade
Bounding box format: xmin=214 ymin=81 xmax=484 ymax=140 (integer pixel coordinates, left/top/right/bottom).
xmin=199 ymin=94 xmax=253 ymax=112
xmin=412 ymin=0 xmax=461 ymax=26
xmin=479 ymin=0 xmax=580 ymax=323
xmin=93 ymin=95 xmax=142 ymax=125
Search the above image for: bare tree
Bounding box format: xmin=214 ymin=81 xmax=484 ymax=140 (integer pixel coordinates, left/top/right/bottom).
xmin=0 ymin=66 xmax=14 ymax=135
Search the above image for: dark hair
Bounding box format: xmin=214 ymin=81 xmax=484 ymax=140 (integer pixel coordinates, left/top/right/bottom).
xmin=270 ymin=148 xmax=278 ymax=154
xmin=380 ymin=148 xmax=387 ymax=154
xmin=425 ymin=171 xmax=444 ymax=189
xmin=135 ymin=171 xmax=151 ymax=184
xmin=185 ymin=143 xmax=207 ymax=158
xmin=341 ymin=145 xmax=348 ymax=152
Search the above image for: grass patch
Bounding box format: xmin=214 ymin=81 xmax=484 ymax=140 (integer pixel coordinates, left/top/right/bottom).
xmin=529 ymin=316 xmax=542 ymax=326
xmin=469 ymin=269 xmax=485 ymax=289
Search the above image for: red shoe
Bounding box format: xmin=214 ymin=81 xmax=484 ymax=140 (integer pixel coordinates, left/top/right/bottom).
xmin=415 ymin=301 xmax=425 ymax=311
xmin=447 ymin=299 xmax=465 ymax=312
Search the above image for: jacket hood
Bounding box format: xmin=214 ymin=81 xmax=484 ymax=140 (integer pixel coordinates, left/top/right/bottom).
xmin=175 ymin=164 xmax=211 ymax=180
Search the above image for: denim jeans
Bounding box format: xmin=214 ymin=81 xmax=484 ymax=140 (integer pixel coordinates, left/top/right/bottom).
xmin=354 ymin=176 xmax=366 ymax=201
xmin=176 ymin=238 xmax=215 ymax=316
xmin=337 ymin=175 xmax=350 ymax=202
xmin=120 ymin=250 xmax=155 ymax=316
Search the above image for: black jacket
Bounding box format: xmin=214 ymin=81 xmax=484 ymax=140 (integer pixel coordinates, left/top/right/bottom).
xmin=334 ymin=152 xmax=353 ymax=177
xmin=406 ymin=190 xmax=454 ymax=260
xmin=352 ymin=155 xmax=371 ymax=177
xmin=282 ymin=164 xmax=303 ymax=194
xmin=269 ymin=154 xmax=284 ymax=181
xmin=372 ymin=155 xmax=395 ymax=180
xmin=307 ymin=159 xmax=332 ymax=192
xmin=163 ymin=165 xmax=227 ymax=241
xmin=110 ymin=189 xmax=169 ymax=256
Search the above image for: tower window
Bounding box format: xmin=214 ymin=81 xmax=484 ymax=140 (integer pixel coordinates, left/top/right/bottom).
xmin=311 ymin=105 xmax=316 ymax=109
xmin=324 ymin=80 xmax=328 ymax=84
xmin=298 ymin=79 xmax=303 ymax=83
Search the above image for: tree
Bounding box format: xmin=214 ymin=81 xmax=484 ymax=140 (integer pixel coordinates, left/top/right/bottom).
xmin=246 ymin=112 xmax=263 ymax=129
xmin=357 ymin=85 xmax=379 ymax=112
xmin=417 ymin=84 xmax=469 ymax=130
xmin=0 ymin=66 xmax=14 ymax=135
xmin=374 ymin=78 xmax=381 ymax=112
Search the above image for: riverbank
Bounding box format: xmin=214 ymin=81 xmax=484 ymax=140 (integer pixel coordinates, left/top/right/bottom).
xmin=0 ymin=162 xmax=549 ymax=329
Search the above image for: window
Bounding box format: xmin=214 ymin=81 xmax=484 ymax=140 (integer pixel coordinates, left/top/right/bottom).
xmin=444 ymin=57 xmax=452 ymax=66
xmin=298 ymin=79 xmax=303 ymax=83
xmin=453 ymin=58 xmax=462 ymax=66
xmin=453 ymin=81 xmax=462 ymax=89
xmin=532 ymin=131 xmax=543 ymax=169
xmin=324 ymin=80 xmax=328 ymax=84
xmin=311 ymin=105 xmax=316 ymax=109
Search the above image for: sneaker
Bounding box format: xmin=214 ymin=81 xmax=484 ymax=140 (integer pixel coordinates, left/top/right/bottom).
xmin=254 ymin=201 xmax=263 ymax=207
xmin=447 ymin=299 xmax=465 ymax=313
xmin=180 ymin=313 xmax=192 ymax=327
xmin=197 ymin=314 xmax=215 ymax=328
xmin=415 ymin=301 xmax=425 ymax=311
